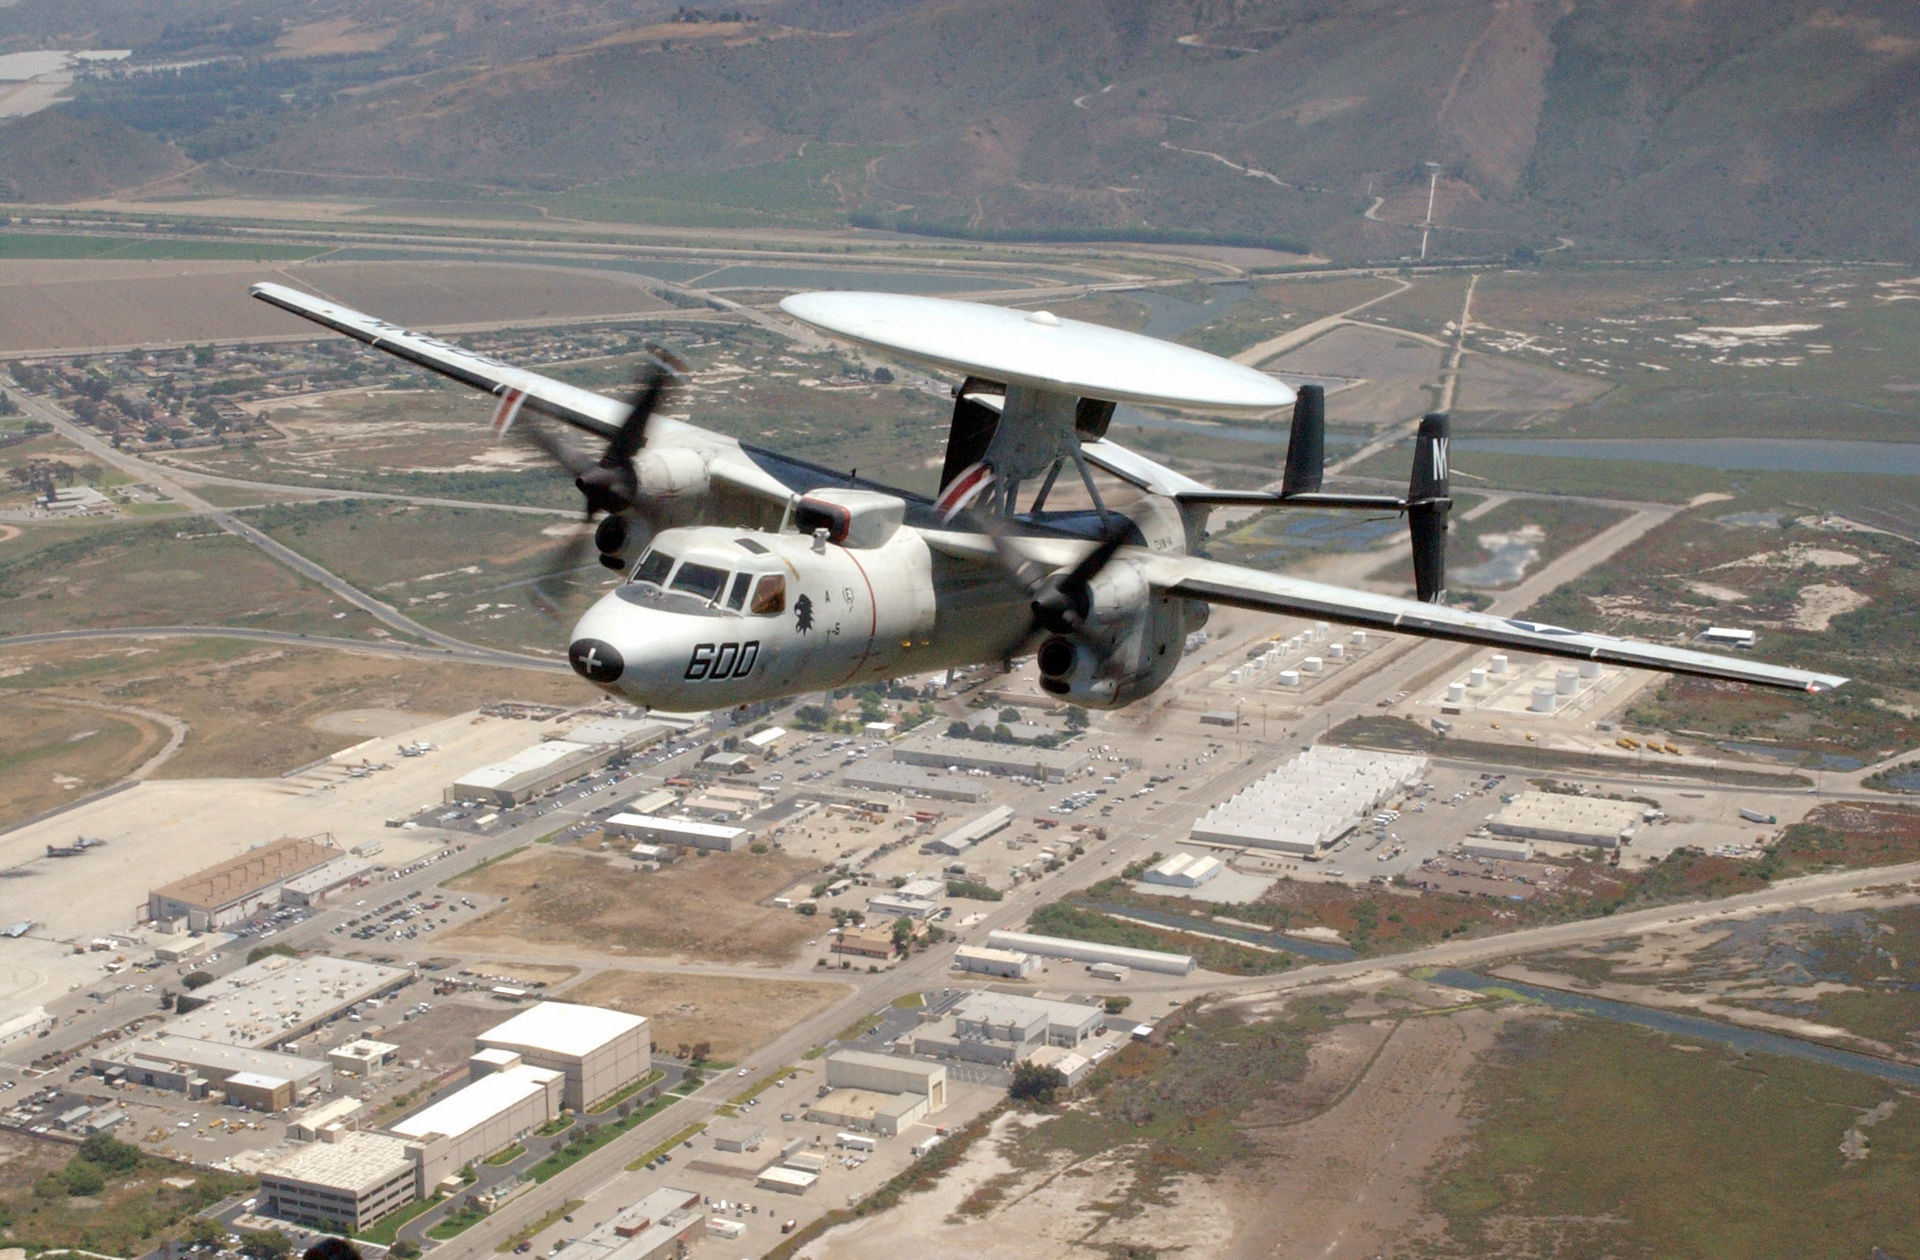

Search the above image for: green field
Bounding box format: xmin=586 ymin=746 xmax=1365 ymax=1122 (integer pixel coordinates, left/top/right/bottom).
xmin=543 ymin=144 xmax=894 ymax=229
xmin=1428 ymin=1016 xmax=1920 ymax=1258
xmin=0 ymin=232 xmax=322 ymax=261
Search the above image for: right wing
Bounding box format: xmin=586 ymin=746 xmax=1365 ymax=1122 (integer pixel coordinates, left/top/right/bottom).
xmin=1139 ymin=551 xmax=1846 ymax=693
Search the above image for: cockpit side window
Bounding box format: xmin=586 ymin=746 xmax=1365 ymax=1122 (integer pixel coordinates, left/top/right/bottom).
xmin=725 ymin=571 xmax=752 ymax=611
xmin=670 ymin=561 xmax=728 ymax=603
xmin=750 ymin=573 xmax=786 ymax=615
xmin=633 ymin=549 xmax=674 ymax=588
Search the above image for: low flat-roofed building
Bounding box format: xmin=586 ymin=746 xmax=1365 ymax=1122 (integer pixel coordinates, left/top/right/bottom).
xmin=1027 ymin=1045 xmax=1096 ymax=1088
xmin=622 ymin=789 xmax=679 ymax=817
xmin=867 ymin=891 xmax=940 ymax=921
xmin=0 ymin=1006 xmax=54 ymax=1047
xmin=166 ymin=956 xmax=412 ymax=1048
xmin=953 ymin=945 xmax=1037 ymax=979
xmin=279 ymin=856 xmax=373 ymax=907
xmin=806 ymin=1087 xmax=930 ymax=1136
xmin=549 ymin=1188 xmax=705 ymax=1260
xmin=987 ymin=929 xmax=1196 ymax=976
xmin=744 ymin=726 xmax=787 ymax=752
xmin=701 ymin=751 xmax=753 ymax=774
xmin=844 ymin=762 xmax=990 ymax=803
xmin=603 ymin=813 xmax=751 ymax=852
xmin=755 ymin=1166 xmax=817 ymax=1195
xmin=225 ymin=1070 xmax=294 ymax=1112
xmin=922 ymin=805 xmax=1014 ymax=855
xmin=1700 ymin=626 xmax=1757 ymax=647
xmin=564 ymin=717 xmax=673 ymax=753
xmin=328 ymin=1038 xmax=399 ymax=1078
xmin=915 ymin=993 xmax=1104 ymax=1065
xmin=708 ymin=1117 xmax=766 ymax=1152
xmin=1488 ymin=793 xmax=1643 ymax=848
xmin=1143 ymin=852 xmax=1223 ymax=888
xmin=289 ymin=1095 xmax=364 ymax=1142
xmin=97 ymin=1033 xmax=328 ymax=1099
xmin=392 ymin=1063 xmax=562 ymax=1174
xmin=889 ymin=732 xmax=1089 ymax=782
xmin=449 ymin=740 xmax=618 ymax=807
xmin=148 ymin=836 xmax=342 ymax=930
xmin=1463 ymin=836 xmax=1534 ymax=861
xmin=476 ymin=1001 xmax=651 ymax=1112
xmin=831 ymin=927 xmax=895 ymax=959
xmin=260 ymin=1130 xmax=420 ymax=1231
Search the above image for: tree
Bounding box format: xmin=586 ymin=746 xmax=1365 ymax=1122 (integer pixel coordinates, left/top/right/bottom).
xmin=890 ymin=916 xmax=914 ymax=948
xmin=1009 ymin=1062 xmax=1068 ymax=1106
xmin=78 ymin=1132 xmax=142 ymax=1173
xmin=238 ymin=1230 xmax=293 ymax=1260
xmin=1102 ymin=996 xmax=1132 ymax=1015
xmin=1064 ymin=706 xmax=1090 ymax=731
xmin=690 ymin=1041 xmax=712 ymax=1064
xmin=181 ymin=971 xmax=215 ymax=990
xmin=390 ymin=1242 xmax=422 ymax=1259
xmin=998 ymin=706 xmax=1021 ymax=723
xmin=246 ymin=943 xmax=296 ymax=964
xmin=184 ymin=1217 xmax=227 ymax=1248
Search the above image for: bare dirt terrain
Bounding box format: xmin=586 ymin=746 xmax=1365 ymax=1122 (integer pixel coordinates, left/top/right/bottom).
xmin=0 ymin=693 xmax=166 ymax=828
xmin=562 ymin=969 xmax=850 ymax=1063
xmin=444 ymin=846 xmax=818 ymax=965
xmin=0 ymin=259 xmax=671 ymax=354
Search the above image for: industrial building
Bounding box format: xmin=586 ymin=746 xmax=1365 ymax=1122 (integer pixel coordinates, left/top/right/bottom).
xmin=843 ymin=762 xmax=990 ymax=803
xmin=147 ymin=836 xmax=346 ymax=930
xmin=1463 ymin=837 xmax=1535 ymax=861
xmin=912 ymin=992 xmax=1105 ymax=1066
xmin=550 ymin=1188 xmax=707 ymax=1260
xmin=807 ymin=1051 xmax=947 ymax=1136
xmin=889 ymin=731 xmax=1089 ymax=782
xmin=278 ymin=856 xmax=375 ymax=907
xmin=921 ymin=805 xmax=1015 ymax=855
xmin=756 ymin=1166 xmax=817 ymax=1195
xmin=867 ymin=891 xmax=941 ymax=920
xmin=1026 ymin=1045 xmax=1096 ymax=1088
xmin=563 ymin=716 xmax=674 ymax=753
xmin=288 ymin=1096 xmax=365 ymax=1142
xmin=1142 ymin=852 xmax=1223 ymax=888
xmin=328 ymin=1038 xmax=399 ymax=1077
xmin=447 ymin=739 xmax=620 ymax=807
xmin=258 ymin=1130 xmax=423 ymax=1231
xmin=0 ymin=1006 xmax=53 ymax=1048
xmin=708 ymin=1117 xmax=766 ymax=1152
xmin=952 ymin=945 xmax=1037 ymax=979
xmin=96 ymin=1034 xmax=328 ymax=1107
xmin=604 ymin=813 xmax=752 ymax=852
xmin=1190 ymin=747 xmax=1428 ymax=856
xmin=986 ymin=929 xmax=1196 ymax=976
xmin=165 ymin=955 xmax=412 ymax=1048
xmin=831 ymin=927 xmax=895 ymax=959
xmin=391 ymin=1062 xmax=563 ymax=1172
xmin=476 ymin=1001 xmax=651 ymax=1112
xmin=1489 ymin=793 xmax=1646 ymax=848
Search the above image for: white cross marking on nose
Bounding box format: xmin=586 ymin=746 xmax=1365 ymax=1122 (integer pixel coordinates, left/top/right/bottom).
xmin=581 ymin=646 xmax=601 ymax=672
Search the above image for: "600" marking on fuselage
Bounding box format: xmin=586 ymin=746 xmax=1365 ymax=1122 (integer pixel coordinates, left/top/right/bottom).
xmin=685 ymin=641 xmax=760 ymax=680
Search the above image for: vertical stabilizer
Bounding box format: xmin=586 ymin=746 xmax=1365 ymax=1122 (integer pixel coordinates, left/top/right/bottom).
xmin=1281 ymin=384 xmax=1325 ymax=497
xmin=1408 ymin=412 xmax=1451 ymax=604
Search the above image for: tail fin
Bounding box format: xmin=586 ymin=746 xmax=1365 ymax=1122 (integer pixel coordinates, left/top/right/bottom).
xmin=1281 ymin=384 xmax=1324 ymax=497
xmin=1407 ymin=412 xmax=1451 ymax=603
xmin=940 ymin=376 xmax=1004 ymax=493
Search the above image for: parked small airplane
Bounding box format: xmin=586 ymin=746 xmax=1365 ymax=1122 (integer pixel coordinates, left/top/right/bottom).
xmin=251 ymin=283 xmax=1844 ymax=710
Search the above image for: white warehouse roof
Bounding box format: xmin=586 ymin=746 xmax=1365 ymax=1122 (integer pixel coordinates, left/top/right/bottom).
xmin=1191 ymin=746 xmax=1427 ymax=854
xmin=393 ymin=1064 xmax=560 ymax=1142
xmin=480 ymin=1001 xmax=648 ymax=1059
xmin=458 ymin=741 xmax=596 ymax=790
xmin=987 ymin=929 xmax=1195 ymax=975
xmin=605 ymin=814 xmax=747 ymax=842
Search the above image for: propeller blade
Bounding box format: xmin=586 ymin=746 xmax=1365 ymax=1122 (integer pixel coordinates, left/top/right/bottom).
xmin=528 ymin=529 xmax=597 ymax=619
xmin=517 ymin=419 xmax=595 ymax=481
xmin=607 ymin=361 xmax=670 ymax=466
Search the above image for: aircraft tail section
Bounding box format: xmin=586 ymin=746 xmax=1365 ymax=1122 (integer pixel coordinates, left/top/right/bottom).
xmin=1407 ymin=412 xmax=1451 ymax=603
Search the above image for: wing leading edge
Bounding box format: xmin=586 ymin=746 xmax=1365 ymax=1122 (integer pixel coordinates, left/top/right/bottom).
xmin=1144 ymin=553 xmax=1845 ymax=693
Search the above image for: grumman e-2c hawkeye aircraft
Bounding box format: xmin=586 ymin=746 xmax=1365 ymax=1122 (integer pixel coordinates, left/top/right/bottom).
xmin=250 ymin=282 xmax=1845 ymax=710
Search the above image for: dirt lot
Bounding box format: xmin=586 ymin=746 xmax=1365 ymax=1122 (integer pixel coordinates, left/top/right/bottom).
xmin=445 ymin=846 xmax=819 ymax=964
xmin=375 ymin=999 xmax=520 ymax=1077
xmin=563 ymin=968 xmax=850 ymax=1063
xmin=0 ymin=636 xmax=583 ymax=780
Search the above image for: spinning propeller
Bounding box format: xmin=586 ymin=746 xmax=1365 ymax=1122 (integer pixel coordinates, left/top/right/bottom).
xmin=980 ymin=513 xmax=1135 ymax=646
xmin=518 ymin=359 xmax=675 ymax=608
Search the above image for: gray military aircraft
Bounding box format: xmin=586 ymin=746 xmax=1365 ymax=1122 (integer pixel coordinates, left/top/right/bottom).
xmin=251 ymin=283 xmax=1844 ymax=710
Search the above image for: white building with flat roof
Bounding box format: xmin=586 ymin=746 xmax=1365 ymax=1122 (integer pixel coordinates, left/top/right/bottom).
xmin=604 ymin=813 xmax=752 ymax=852
xmin=392 ymin=1063 xmax=562 ymax=1174
xmin=259 ymin=1130 xmax=420 ymax=1230
xmin=987 ymin=929 xmax=1196 ymax=975
xmin=1489 ymin=793 xmax=1644 ymax=847
xmin=952 ymin=945 xmax=1037 ymax=979
xmin=1191 ymin=746 xmax=1427 ymax=856
xmin=448 ymin=740 xmax=619 ymax=807
xmin=476 ymin=1001 xmax=650 ymax=1112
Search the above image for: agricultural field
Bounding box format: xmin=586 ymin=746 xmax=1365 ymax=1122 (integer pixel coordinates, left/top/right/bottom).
xmin=1423 ymin=1016 xmax=1920 ymax=1258
xmin=563 ymin=970 xmax=851 ymax=1064
xmin=0 ymin=636 xmax=582 ymax=780
xmin=445 ymin=846 xmax=818 ymax=965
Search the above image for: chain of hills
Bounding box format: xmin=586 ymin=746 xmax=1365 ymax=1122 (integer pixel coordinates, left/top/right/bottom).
xmin=0 ymin=0 xmax=1917 ymax=261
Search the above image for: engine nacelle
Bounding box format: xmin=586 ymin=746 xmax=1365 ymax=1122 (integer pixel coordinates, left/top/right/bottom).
xmin=1036 ymin=574 xmax=1190 ymax=708
xmin=634 ymin=446 xmax=710 ymax=527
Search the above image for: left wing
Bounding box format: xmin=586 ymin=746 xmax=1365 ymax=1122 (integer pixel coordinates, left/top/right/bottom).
xmin=1137 ymin=551 xmax=1845 ymax=693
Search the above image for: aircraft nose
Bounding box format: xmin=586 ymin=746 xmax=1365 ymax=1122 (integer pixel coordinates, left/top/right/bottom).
xmin=568 ymin=637 xmax=625 ymax=684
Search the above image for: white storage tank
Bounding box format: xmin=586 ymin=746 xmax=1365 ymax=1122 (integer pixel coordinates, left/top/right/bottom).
xmin=1468 ymin=667 xmax=1487 ymax=689
xmin=1530 ymin=686 xmax=1558 ymax=713
xmin=1446 ymin=681 xmax=1467 ymax=704
xmin=1351 ymin=630 xmax=1368 ymax=647
xmin=1489 ymin=654 xmax=1508 ymax=674
xmin=1328 ymin=643 xmax=1346 ymax=661
xmin=1302 ymin=656 xmax=1323 ymax=674
xmin=1579 ymin=660 xmax=1602 ymax=679
xmin=1556 ymin=668 xmax=1579 ymax=696
xmin=1278 ymin=670 xmax=1300 ymax=687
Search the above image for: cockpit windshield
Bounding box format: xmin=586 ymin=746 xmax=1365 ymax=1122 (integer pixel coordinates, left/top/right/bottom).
xmin=632 ymin=548 xmax=674 ymax=587
xmin=670 ymin=562 xmax=728 ymax=602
